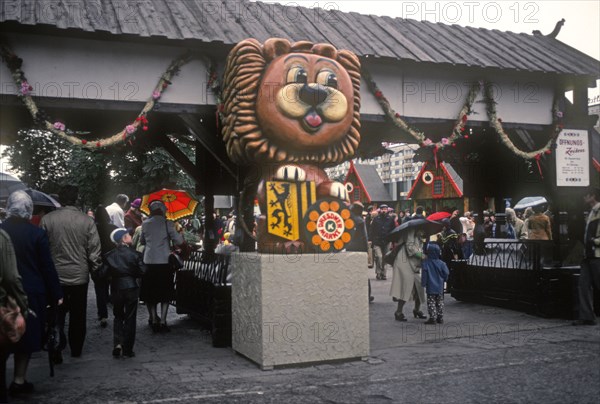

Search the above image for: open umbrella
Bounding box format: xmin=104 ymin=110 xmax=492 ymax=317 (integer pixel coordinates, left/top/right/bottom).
xmin=140 ymin=189 xmax=199 ymax=221
xmin=24 ymin=189 xmax=61 ymax=208
xmin=426 ymin=211 xmax=451 ymax=221
xmin=514 ymin=196 xmax=547 ymax=210
xmin=0 ymin=172 xmax=27 ymax=203
xmin=386 ymin=218 xmax=444 ymax=243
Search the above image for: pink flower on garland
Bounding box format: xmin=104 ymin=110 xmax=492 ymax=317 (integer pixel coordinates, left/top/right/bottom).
xmin=461 ymin=114 xmax=468 ymax=123
xmin=152 ymin=90 xmax=161 ymax=100
xmin=20 ymin=81 xmax=32 ymax=95
xmin=422 ymin=138 xmax=433 ymax=146
xmin=125 ymin=124 xmax=136 ymax=134
xmin=555 ymin=111 xmax=563 ymax=118
xmin=375 ymin=90 xmax=383 ymax=99
xmin=53 ymin=122 xmax=65 ymax=131
xmin=441 ymin=137 xmax=450 ymax=146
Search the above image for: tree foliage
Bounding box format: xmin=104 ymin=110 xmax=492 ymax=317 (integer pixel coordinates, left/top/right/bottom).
xmin=2 ymin=129 xmax=197 ymax=208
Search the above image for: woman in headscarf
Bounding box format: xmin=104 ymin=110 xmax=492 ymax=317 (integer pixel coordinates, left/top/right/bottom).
xmin=140 ymin=200 xmax=183 ymax=332
xmin=0 ymin=191 xmax=62 ymax=397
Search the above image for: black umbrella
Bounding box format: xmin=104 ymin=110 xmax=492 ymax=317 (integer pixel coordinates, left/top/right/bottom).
xmin=44 ymin=305 xmax=60 ymax=376
xmin=386 ymin=218 xmax=444 ymax=243
xmin=25 ymin=189 xmax=61 ymax=208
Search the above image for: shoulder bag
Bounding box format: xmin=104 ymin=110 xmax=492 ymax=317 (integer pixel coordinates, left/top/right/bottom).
xmin=383 ymin=242 xmax=404 ymax=267
xmin=0 ymin=295 xmax=26 ymax=346
xmin=165 ymin=221 xmax=184 ymax=272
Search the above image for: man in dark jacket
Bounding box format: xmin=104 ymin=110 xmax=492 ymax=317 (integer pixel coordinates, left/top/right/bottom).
xmin=369 ymin=205 xmax=395 ymax=280
xmin=97 ymin=228 xmax=146 ymax=357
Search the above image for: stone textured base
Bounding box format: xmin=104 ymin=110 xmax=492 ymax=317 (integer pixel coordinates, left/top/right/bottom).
xmin=231 ymin=252 xmax=370 ymax=369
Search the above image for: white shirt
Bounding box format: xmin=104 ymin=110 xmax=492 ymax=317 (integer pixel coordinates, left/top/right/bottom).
xmin=105 ymin=202 xmax=125 ymax=227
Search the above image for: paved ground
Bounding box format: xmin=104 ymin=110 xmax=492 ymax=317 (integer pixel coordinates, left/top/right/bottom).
xmin=6 ymin=267 xmax=600 ymax=404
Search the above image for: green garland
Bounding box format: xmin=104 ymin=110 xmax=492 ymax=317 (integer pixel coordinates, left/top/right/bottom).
xmin=362 ymin=68 xmax=562 ymax=161
xmin=2 ymin=40 xmax=562 ymax=161
xmin=0 ymin=42 xmax=191 ymax=148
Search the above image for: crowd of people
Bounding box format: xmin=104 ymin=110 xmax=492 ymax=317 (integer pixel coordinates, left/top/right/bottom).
xmin=1 ymin=184 xmax=598 ymax=401
xmin=362 ymin=200 xmax=563 ymax=326
xmin=0 ymin=187 xmax=196 ymax=401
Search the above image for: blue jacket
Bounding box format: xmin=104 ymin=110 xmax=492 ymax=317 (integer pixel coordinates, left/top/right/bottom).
xmin=421 ymin=244 xmax=449 ymax=295
xmin=0 ymin=217 xmax=63 ymax=302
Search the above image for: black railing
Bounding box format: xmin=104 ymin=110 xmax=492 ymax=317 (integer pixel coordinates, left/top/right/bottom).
xmin=182 ymin=250 xmax=230 ymax=285
xmin=175 ymin=250 xmax=232 ymax=347
xmin=448 ymin=239 xmax=579 ymax=319
xmin=467 ymin=239 xmax=544 ymax=270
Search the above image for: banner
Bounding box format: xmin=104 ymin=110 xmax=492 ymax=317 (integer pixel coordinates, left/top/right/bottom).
xmin=555 ymin=129 xmax=589 ymax=187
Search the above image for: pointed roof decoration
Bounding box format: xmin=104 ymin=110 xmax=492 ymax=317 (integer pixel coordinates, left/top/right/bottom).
xmin=0 ymin=2 xmax=597 ymax=78
xmin=344 ymin=161 xmax=392 ymax=203
xmin=408 ymin=162 xmax=463 ymax=199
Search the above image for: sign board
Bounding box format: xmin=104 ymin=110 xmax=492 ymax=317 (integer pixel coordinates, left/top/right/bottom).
xmin=555 ymin=129 xmax=589 ymax=187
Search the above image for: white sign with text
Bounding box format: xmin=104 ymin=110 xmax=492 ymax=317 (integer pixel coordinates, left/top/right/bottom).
xmin=555 ymin=129 xmax=589 ymax=187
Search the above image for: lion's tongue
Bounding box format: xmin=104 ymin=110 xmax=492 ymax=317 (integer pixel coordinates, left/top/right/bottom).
xmin=305 ymin=112 xmax=322 ymax=128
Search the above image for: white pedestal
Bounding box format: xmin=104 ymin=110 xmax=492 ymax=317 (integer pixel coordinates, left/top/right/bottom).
xmin=231 ymin=252 xmax=370 ymax=369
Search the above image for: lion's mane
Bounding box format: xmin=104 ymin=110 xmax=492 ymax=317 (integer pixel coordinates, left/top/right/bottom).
xmin=221 ymin=38 xmax=361 ymax=166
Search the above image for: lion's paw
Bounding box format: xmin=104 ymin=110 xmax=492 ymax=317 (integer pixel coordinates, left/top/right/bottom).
xmin=275 ymin=165 xmax=306 ymax=182
xmin=329 ymin=182 xmax=349 ymax=201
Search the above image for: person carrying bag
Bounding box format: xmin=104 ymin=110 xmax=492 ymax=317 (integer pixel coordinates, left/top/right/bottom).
xmin=0 ymin=229 xmax=28 ymax=402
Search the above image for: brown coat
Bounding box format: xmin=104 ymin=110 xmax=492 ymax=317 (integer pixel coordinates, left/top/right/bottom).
xmin=527 ymin=213 xmax=552 ymax=240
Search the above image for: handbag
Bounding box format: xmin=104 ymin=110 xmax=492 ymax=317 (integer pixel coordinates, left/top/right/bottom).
xmin=383 ymin=242 xmax=404 ymax=266
xmin=0 ymin=295 xmax=26 ymax=346
xmin=165 ymin=221 xmax=184 ymax=272
xmin=168 ymin=252 xmax=184 ymax=271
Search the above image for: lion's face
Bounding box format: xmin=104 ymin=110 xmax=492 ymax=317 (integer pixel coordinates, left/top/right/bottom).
xmin=221 ymin=39 xmax=361 ymax=165
xmin=256 ymin=53 xmax=354 ymax=150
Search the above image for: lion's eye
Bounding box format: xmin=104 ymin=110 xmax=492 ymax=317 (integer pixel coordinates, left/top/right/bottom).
xmin=287 ymin=67 xmax=308 ymax=84
xmin=316 ymin=70 xmax=338 ymax=89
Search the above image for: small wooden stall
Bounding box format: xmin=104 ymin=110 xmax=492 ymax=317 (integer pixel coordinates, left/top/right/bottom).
xmin=407 ymin=162 xmax=466 ymax=214
xmin=344 ymin=161 xmax=393 ymax=207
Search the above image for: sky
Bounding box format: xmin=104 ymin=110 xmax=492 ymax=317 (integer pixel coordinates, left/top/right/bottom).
xmin=257 ymin=0 xmax=600 ymax=101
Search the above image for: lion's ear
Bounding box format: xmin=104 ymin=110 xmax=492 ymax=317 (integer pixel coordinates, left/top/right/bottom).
xmin=263 ymin=38 xmax=292 ymax=61
xmin=311 ymin=43 xmax=338 ymax=60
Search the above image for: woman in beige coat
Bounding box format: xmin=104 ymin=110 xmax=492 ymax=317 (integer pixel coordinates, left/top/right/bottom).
xmin=390 ymin=227 xmax=426 ymax=321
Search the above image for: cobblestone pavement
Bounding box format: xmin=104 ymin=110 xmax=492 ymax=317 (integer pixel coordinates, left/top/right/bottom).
xmin=6 ymin=268 xmax=600 ymax=404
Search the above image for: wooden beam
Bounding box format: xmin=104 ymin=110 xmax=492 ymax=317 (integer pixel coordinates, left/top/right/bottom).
xmin=155 ymin=132 xmax=203 ymax=186
xmin=178 ymin=113 xmax=237 ymax=181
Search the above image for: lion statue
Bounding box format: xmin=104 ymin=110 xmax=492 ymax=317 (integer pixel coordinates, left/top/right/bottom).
xmin=221 ymin=38 xmax=361 ymax=253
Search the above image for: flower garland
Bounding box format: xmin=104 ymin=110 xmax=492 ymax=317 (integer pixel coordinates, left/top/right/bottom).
xmin=483 ymin=81 xmax=562 ymax=179
xmin=362 ymin=68 xmax=479 ymax=154
xmin=0 ymin=42 xmax=192 ymax=148
xmin=362 ymin=68 xmax=562 ymax=166
xmin=207 ymin=62 xmax=224 ymax=127
xmin=483 ymin=81 xmax=562 ymax=160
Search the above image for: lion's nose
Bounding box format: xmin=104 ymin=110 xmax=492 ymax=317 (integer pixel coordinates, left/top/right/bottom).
xmin=298 ymin=84 xmax=328 ymax=107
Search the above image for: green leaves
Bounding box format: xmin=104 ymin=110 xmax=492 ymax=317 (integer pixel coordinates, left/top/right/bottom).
xmin=2 ymin=129 xmax=197 ymax=209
